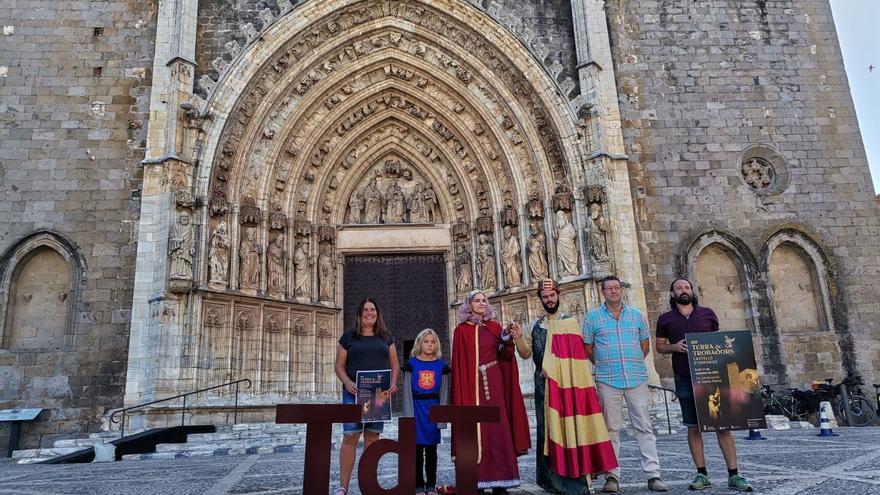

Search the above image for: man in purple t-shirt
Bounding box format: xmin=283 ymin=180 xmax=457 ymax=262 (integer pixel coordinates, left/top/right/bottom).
xmin=655 ymin=278 xmax=753 ymax=492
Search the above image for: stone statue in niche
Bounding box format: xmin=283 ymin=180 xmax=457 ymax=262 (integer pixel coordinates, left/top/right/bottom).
xmin=239 ymin=227 xmax=261 ymax=290
xmin=267 ymin=232 xmax=286 ymax=293
xmin=422 ymin=183 xmax=438 ymax=222
xmin=318 ymin=244 xmax=335 ymax=301
xmin=362 ymin=178 xmax=383 ymax=223
xmin=477 ymin=233 xmax=496 ymax=292
xmin=528 ymin=221 xmax=549 ymax=280
xmin=588 ymin=202 xmax=609 ymax=260
xmin=555 ymin=210 xmax=578 ymax=277
xmin=455 ymin=241 xmax=472 ymax=297
xmin=347 ymin=189 xmax=363 ymax=223
xmin=408 ymin=183 xmax=425 ymax=223
xmin=385 ymin=182 xmax=406 ymax=223
xmin=502 ymin=225 xmax=522 ymax=287
xmin=409 ymin=182 xmax=437 ymax=223
xmin=293 ymin=240 xmax=310 ymax=297
xmin=169 ymin=212 xmax=194 ymax=279
xmin=208 ymin=221 xmax=230 ymax=286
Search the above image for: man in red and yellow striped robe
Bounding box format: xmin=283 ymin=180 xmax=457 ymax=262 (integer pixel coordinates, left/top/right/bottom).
xmin=514 ymin=279 xmax=617 ymax=493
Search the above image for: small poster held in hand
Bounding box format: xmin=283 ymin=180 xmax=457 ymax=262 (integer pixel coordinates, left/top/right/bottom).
xmin=356 ymin=369 xmax=392 ymax=422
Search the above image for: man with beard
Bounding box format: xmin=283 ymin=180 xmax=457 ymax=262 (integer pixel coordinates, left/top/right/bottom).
xmin=512 ymin=279 xmax=617 ymax=494
xmin=655 ymin=278 xmax=753 ymax=492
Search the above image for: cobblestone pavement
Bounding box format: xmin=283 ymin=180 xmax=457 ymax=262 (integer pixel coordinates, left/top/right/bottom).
xmin=2 ymin=427 xmax=880 ymax=494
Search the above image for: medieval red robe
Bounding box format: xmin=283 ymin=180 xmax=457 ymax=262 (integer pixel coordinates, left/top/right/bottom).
xmin=452 ymin=320 xmax=531 ymax=489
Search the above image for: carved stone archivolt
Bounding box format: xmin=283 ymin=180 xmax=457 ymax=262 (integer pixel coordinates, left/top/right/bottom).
xmin=203 ymin=2 xmax=578 ymax=224
xmin=186 ymin=0 xmax=609 ymax=326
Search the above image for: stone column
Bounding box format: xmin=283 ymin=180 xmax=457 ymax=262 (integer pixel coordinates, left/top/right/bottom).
xmin=125 ymin=0 xmax=201 ymax=412
xmin=571 ymin=0 xmax=656 ymax=383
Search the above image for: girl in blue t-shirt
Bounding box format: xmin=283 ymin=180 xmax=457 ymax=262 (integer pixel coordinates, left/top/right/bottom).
xmin=402 ymin=328 xmax=450 ymax=495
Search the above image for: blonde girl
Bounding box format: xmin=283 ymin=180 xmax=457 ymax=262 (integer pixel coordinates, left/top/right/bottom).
xmin=402 ymin=328 xmax=451 ymax=495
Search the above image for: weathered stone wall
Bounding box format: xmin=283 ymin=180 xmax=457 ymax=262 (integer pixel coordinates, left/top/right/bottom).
xmin=607 ymin=0 xmax=880 ymax=384
xmin=0 ymin=1 xmax=157 ymax=448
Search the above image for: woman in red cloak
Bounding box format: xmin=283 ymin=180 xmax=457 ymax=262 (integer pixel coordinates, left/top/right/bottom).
xmin=452 ymin=289 xmax=530 ymax=494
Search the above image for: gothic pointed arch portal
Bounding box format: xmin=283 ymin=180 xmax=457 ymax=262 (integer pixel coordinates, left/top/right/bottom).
xmin=134 ymin=0 xmax=637 ymax=406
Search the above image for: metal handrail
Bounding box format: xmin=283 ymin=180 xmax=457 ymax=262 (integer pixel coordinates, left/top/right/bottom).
xmin=109 ymin=378 xmax=252 ymax=438
xmin=649 ymin=384 xmax=677 ymax=434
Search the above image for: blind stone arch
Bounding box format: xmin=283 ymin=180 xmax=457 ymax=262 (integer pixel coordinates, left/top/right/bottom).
xmin=685 ymin=231 xmax=767 ymax=376
xmin=0 ymin=231 xmax=86 ymax=349
xmin=764 ymin=230 xmax=840 ymax=387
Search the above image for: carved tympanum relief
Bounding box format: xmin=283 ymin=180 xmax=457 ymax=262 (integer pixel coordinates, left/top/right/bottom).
xmin=343 ymin=158 xmax=441 ymax=225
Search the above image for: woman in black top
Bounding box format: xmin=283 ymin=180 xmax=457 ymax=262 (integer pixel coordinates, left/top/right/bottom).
xmin=333 ymin=298 xmax=399 ymax=495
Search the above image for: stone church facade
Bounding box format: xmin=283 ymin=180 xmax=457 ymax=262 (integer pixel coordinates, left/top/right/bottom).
xmin=1 ymin=0 xmax=878 ymax=448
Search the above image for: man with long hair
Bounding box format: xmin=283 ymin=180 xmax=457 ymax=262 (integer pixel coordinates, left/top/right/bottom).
xmin=655 ymin=278 xmax=753 ymax=492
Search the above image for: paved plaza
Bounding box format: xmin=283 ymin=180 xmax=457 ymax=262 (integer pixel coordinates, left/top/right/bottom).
xmin=2 ymin=426 xmax=880 ymax=494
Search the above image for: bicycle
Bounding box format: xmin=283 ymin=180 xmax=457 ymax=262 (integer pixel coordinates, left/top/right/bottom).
xmin=761 ymin=385 xmax=813 ymax=421
xmin=818 ymin=375 xmax=878 ymax=427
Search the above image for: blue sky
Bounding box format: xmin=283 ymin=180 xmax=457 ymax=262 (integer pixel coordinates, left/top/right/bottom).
xmin=830 ymin=0 xmax=879 ymax=194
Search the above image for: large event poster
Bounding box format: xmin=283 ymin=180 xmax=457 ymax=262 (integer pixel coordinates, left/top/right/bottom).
xmin=356 ymin=369 xmax=392 ymax=422
xmin=686 ymin=330 xmax=766 ymax=432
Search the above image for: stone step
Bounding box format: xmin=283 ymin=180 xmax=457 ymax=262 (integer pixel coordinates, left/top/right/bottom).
xmin=187 ymin=430 xmax=305 ymax=442
xmin=121 ymin=442 xmax=315 ymax=461
xmin=16 ymin=457 xmax=59 ymax=465
xmin=230 ymin=423 xmax=310 ymax=434
xmin=53 ymin=437 xmax=108 ymax=448
xmin=13 ymin=447 xmax=84 ymax=463
xmin=155 ymin=437 xmax=307 ymax=453
xmin=88 ymin=429 xmax=146 ymax=440
xmin=22 ymin=394 xmax=679 ymax=463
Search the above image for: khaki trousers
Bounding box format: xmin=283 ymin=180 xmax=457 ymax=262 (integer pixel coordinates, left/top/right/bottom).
xmin=596 ymin=381 xmax=661 ymax=480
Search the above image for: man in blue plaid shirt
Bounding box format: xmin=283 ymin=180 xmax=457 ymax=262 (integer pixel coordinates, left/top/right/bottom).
xmin=583 ymin=276 xmax=667 ymax=493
